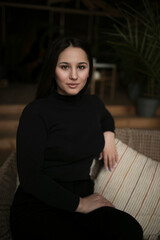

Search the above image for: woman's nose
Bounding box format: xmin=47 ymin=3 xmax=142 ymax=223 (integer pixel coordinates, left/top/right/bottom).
xmin=70 ymin=68 xmax=78 ymax=80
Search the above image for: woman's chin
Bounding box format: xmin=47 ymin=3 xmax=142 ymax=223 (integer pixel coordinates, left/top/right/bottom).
xmin=66 ymin=87 xmax=82 ymax=95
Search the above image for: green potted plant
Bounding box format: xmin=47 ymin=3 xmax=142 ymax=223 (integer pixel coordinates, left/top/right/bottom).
xmin=105 ymin=0 xmax=160 ymax=117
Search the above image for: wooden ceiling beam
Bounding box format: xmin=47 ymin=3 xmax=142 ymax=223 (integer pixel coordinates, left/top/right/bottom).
xmin=0 ymin=1 xmax=120 ymax=17
xmin=47 ymin=0 xmax=71 ymax=4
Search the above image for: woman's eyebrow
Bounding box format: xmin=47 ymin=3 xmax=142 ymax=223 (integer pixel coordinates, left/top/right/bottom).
xmin=58 ymin=62 xmax=69 ymax=65
xmin=79 ymin=62 xmax=88 ymax=65
xmin=58 ymin=61 xmax=88 ymax=65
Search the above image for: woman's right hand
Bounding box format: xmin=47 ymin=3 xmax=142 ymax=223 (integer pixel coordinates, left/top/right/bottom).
xmin=75 ymin=193 xmax=114 ymax=214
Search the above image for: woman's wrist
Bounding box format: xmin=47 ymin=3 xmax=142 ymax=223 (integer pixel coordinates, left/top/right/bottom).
xmin=76 ymin=197 xmax=84 ymax=213
xmin=104 ymin=131 xmax=115 ymax=140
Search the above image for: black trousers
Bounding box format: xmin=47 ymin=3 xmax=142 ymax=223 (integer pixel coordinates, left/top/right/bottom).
xmin=10 ymin=180 xmax=143 ymax=240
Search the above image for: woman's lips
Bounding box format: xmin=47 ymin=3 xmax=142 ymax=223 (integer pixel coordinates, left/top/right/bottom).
xmin=67 ymin=83 xmax=79 ymax=88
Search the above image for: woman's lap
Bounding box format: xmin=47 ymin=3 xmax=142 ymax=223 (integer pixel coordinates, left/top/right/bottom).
xmin=10 ymin=203 xmax=143 ymax=240
xmin=10 ymin=185 xmax=143 ymax=240
xmin=10 ymin=202 xmax=89 ymax=240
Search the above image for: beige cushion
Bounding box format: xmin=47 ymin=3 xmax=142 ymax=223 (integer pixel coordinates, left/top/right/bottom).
xmin=94 ymin=139 xmax=160 ymax=240
xmin=0 ymin=152 xmax=17 ymax=240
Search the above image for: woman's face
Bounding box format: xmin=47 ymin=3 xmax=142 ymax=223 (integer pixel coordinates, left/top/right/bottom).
xmin=55 ymin=46 xmax=90 ymax=95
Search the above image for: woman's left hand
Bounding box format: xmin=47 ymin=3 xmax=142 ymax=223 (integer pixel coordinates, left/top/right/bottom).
xmin=99 ymin=131 xmax=118 ymax=171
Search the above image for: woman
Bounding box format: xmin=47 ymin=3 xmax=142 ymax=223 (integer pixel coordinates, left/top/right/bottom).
xmin=10 ymin=37 xmax=143 ymax=240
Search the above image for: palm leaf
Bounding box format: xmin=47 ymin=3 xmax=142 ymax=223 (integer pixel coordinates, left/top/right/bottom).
xmin=104 ymin=0 xmax=160 ymax=97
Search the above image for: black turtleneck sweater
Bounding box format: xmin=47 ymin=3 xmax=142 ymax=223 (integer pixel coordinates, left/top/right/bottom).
xmin=16 ymin=92 xmax=115 ymax=212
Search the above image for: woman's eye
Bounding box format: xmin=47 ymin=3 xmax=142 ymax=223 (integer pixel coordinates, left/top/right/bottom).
xmin=78 ymin=65 xmax=85 ymax=70
xmin=61 ymin=65 xmax=69 ymax=70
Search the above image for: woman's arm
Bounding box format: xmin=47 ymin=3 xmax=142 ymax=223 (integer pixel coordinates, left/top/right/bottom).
xmin=98 ymin=97 xmax=118 ymax=171
xmin=100 ymin=131 xmax=118 ymax=171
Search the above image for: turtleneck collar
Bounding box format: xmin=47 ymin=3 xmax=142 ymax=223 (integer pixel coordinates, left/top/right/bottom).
xmin=53 ymin=91 xmax=83 ymax=103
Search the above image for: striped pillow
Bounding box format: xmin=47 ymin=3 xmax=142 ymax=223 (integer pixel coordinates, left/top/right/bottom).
xmin=94 ymin=139 xmax=160 ymax=240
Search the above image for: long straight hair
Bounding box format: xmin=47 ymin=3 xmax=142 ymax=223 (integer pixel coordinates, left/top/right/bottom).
xmin=36 ymin=37 xmax=93 ymax=99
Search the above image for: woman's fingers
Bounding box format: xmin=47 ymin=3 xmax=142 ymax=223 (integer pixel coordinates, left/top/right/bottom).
xmin=94 ymin=193 xmax=114 ymax=208
xmin=99 ymin=152 xmax=103 ymax=160
xmin=103 ymin=150 xmax=118 ymax=171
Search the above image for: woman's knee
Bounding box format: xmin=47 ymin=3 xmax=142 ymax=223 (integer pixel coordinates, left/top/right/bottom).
xmin=87 ymin=207 xmax=143 ymax=240
xmin=109 ymin=208 xmax=143 ymax=240
xmin=119 ymin=210 xmax=143 ymax=239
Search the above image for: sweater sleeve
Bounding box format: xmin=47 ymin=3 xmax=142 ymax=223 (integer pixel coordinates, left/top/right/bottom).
xmin=93 ymin=95 xmax=115 ymax=133
xmin=16 ymin=103 xmax=79 ymax=212
xmin=101 ymin=106 xmax=115 ymax=133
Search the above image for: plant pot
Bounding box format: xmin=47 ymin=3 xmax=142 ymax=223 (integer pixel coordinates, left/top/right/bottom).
xmin=128 ymin=83 xmax=141 ymax=101
xmin=137 ymin=97 xmax=159 ymax=117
